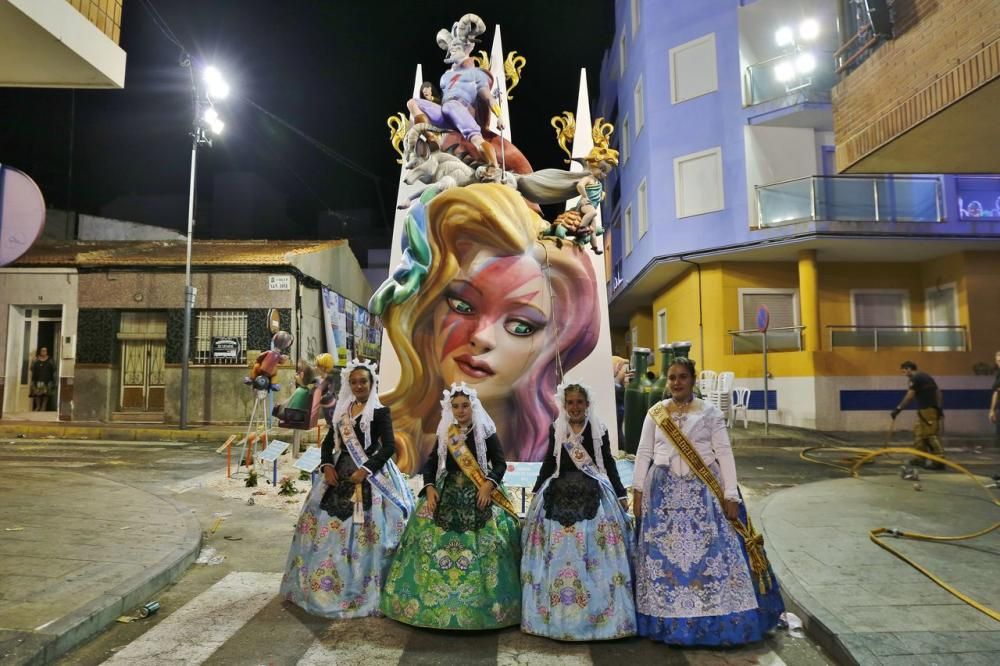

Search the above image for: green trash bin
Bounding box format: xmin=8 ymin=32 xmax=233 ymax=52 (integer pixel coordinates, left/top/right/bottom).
xmin=649 ymin=344 xmax=673 ymax=407
xmin=623 ymin=347 xmax=653 ymax=454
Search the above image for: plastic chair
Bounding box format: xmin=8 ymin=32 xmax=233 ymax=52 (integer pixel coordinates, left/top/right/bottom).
xmin=708 ymin=372 xmax=735 ymax=424
xmin=731 ymin=386 xmax=751 ymax=429
xmin=697 ymin=370 xmax=717 ymax=397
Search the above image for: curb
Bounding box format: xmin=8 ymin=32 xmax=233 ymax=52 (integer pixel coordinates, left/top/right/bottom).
xmin=751 ymin=489 xmax=861 ymax=666
xmin=13 ymin=485 xmax=202 ymax=666
xmin=0 ymin=423 xmax=321 ymax=445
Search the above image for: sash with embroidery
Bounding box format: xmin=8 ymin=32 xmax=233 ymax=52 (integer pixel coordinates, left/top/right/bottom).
xmin=338 ymin=412 xmax=411 ymax=522
xmin=444 ymin=425 xmax=520 ymax=520
xmin=649 ymin=401 xmax=773 ymax=593
xmin=561 ymin=430 xmax=616 ymax=497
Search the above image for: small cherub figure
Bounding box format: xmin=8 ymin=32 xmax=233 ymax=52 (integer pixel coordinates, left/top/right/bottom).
xmin=572 ymin=148 xmax=618 ymax=255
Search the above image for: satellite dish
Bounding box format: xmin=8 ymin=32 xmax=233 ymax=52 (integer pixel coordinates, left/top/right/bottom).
xmin=0 ymin=164 xmax=46 ymax=267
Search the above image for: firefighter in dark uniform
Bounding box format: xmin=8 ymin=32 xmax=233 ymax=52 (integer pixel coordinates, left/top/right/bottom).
xmin=892 ymin=361 xmax=945 ymax=470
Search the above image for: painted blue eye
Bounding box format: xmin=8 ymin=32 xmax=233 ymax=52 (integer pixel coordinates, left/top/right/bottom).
xmin=505 ymin=319 xmax=537 ymax=337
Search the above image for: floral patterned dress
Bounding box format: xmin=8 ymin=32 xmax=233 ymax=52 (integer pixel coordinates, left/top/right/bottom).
xmin=379 ymin=429 xmax=522 ymax=629
xmin=634 ymin=401 xmax=783 ymax=645
xmin=521 ymin=422 xmax=636 ymax=641
xmin=280 ymin=407 xmax=413 ymax=618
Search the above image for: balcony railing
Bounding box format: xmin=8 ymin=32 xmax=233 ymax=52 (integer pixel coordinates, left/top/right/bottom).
xmin=744 ymin=51 xmax=837 ymax=107
xmin=729 ymin=326 xmax=804 ymax=354
xmin=755 ymin=175 xmax=944 ymax=229
xmin=827 ymin=326 xmax=968 ymax=352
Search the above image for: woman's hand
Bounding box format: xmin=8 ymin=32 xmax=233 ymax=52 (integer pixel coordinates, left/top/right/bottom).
xmin=349 ymin=468 xmax=369 ymax=484
xmin=632 ymin=491 xmax=642 ymax=520
xmin=476 ymin=483 xmax=494 ymax=510
xmin=723 ymin=498 xmax=741 ymax=521
xmin=990 ymin=410 xmax=997 ymax=424
xmin=425 ymin=486 xmax=439 ymax=513
xmin=322 ymin=466 xmax=338 ymax=485
xmin=619 ymin=498 xmax=629 ymax=513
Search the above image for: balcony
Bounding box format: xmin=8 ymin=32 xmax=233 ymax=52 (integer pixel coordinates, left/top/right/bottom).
xmin=828 ymin=326 xmax=967 ymax=352
xmin=729 ymin=327 xmax=804 ymax=354
xmin=755 ymin=175 xmax=943 ymax=229
xmin=744 ymin=51 xmax=837 ymax=107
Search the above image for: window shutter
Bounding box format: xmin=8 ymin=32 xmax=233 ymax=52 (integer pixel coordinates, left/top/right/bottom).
xmin=742 ymin=292 xmax=796 ymax=329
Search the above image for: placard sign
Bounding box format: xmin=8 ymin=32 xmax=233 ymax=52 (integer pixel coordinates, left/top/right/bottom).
xmin=294 ymin=446 xmax=323 ymax=472
xmin=257 ymin=440 xmax=289 ymax=462
xmin=503 ymin=462 xmax=542 ymax=488
xmin=268 ymin=275 xmax=291 ymax=291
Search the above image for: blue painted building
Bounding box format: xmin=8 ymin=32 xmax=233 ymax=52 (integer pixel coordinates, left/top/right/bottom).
xmin=597 ymin=0 xmax=1000 ymax=433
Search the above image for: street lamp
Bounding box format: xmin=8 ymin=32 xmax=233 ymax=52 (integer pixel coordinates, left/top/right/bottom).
xmin=179 ymin=62 xmax=228 ymax=429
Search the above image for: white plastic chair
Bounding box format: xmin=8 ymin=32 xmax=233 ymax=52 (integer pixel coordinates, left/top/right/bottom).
xmin=697 ymin=370 xmax=717 ymax=397
xmin=731 ymin=386 xmax=751 ymax=429
xmin=708 ymin=372 xmax=735 ymax=424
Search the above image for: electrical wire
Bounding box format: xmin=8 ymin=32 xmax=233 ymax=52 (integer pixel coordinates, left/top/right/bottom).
xmin=800 ymin=438 xmax=1000 ymax=623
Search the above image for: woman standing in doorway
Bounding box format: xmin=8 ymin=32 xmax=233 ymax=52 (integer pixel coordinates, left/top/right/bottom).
xmin=29 ymin=347 xmax=55 ymax=412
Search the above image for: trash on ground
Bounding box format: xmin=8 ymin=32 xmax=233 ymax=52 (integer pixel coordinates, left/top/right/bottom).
xmin=4 ymin=527 xmax=25 ymax=531
xmin=913 ymin=482 xmax=923 ymax=491
xmin=246 ymin=498 xmax=255 ymax=506
xmin=755 ymin=466 xmax=765 ymax=470
xmin=779 ymin=611 xmax=805 ymax=638
xmin=223 ymin=535 xmax=242 ymax=541
xmin=212 ymin=511 xmax=233 ymax=518
xmin=194 ymin=546 xmax=225 ymax=565
xmin=116 ymin=615 xmax=136 ymax=624
xmin=138 ymin=601 xmax=160 ymax=617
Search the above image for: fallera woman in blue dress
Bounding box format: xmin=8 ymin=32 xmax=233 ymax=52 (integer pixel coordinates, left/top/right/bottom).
xmin=633 ymin=358 xmax=783 ymax=646
xmin=280 ymin=359 xmax=414 ymax=618
xmin=520 ymin=381 xmax=636 ymax=641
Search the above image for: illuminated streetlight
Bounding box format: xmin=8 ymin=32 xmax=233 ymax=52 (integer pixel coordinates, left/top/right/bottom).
xmin=796 ymin=52 xmax=817 ymax=74
xmin=774 ymin=60 xmax=796 ymax=83
xmin=775 ymin=26 xmax=794 ymax=47
xmin=799 ymin=19 xmax=820 ymax=41
xmin=180 ymin=63 xmax=229 ymax=429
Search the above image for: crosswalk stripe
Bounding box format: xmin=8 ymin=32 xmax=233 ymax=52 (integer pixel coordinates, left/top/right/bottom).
xmin=296 ymin=616 xmax=407 ymax=665
xmin=497 ymin=629 xmax=593 ymax=665
xmin=101 ymin=571 xmax=280 ymax=665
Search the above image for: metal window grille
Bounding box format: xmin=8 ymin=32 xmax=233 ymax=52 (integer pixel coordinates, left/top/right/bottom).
xmin=195 ymin=311 xmax=248 ymax=365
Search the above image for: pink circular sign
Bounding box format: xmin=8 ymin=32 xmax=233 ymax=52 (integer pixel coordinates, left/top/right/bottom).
xmin=0 ymin=164 xmax=46 ymax=267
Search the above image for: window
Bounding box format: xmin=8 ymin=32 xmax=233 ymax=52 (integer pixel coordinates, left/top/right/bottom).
xmin=674 ymin=147 xmax=724 ymax=218
xmin=638 ymin=179 xmax=649 ymax=238
xmin=195 ymin=310 xmax=248 ymax=365
xmin=631 ymin=0 xmax=640 ymax=37
xmin=633 ymin=76 xmax=645 ymax=135
xmin=669 ymin=33 xmax=718 ymax=104
xmin=622 ymin=115 xmax=631 ymax=164
xmin=740 ymin=290 xmax=800 ymax=330
xmin=851 ymin=290 xmax=910 ymax=327
xmin=624 ymin=204 xmax=634 ymax=255
xmin=657 ymin=309 xmax=668 ymax=347
xmin=619 ymin=30 xmax=627 ymax=78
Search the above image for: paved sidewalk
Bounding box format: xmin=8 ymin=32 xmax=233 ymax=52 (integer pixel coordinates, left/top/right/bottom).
xmin=0 ymin=421 xmax=321 ymax=445
xmin=0 ymin=468 xmax=201 ymax=665
xmin=756 ymin=472 xmax=1000 ymax=665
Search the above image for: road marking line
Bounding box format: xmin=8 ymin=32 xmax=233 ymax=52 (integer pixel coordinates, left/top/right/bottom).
xmin=102 ymin=571 xmax=280 ymax=665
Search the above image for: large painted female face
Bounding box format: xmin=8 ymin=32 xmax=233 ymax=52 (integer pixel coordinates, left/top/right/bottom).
xmin=432 ymin=241 xmax=552 ymax=402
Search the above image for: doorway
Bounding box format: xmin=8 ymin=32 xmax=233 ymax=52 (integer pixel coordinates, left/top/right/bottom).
xmin=4 ymin=306 xmax=62 ymax=418
xmin=116 ymin=312 xmax=167 ymax=417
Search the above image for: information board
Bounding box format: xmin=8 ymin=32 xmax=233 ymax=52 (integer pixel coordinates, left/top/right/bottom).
xmin=257 ymin=440 xmax=289 ymax=463
xmin=294 ymin=446 xmax=323 ymax=472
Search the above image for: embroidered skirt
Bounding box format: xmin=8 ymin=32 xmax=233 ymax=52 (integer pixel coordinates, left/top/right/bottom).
xmin=280 ymin=455 xmax=413 ymax=618
xmin=635 ymin=464 xmax=780 ymax=646
xmin=520 ymin=470 xmax=637 ymax=640
xmin=380 ymin=472 xmax=522 ymax=629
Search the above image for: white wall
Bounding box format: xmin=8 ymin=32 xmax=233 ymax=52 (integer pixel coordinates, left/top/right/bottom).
xmin=744 ymin=125 xmax=819 ymax=226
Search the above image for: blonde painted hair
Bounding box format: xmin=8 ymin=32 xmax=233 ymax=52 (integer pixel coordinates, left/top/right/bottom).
xmin=381 ymin=183 xmax=599 ymax=472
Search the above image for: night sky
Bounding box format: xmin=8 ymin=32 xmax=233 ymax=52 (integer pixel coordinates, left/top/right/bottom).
xmin=0 ymin=0 xmax=614 ymax=244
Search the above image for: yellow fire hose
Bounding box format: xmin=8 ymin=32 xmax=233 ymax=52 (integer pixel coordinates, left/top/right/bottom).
xmin=800 ymin=438 xmax=1000 ymax=623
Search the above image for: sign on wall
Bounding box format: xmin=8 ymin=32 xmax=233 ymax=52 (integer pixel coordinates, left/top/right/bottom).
xmin=268 ymin=275 xmax=291 ymax=291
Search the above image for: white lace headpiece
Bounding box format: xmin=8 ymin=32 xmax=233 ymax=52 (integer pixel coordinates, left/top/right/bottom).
xmin=552 ymin=380 xmax=608 ymax=478
xmin=331 ymin=358 xmax=382 ymax=450
xmin=435 ymin=382 xmax=496 ymax=476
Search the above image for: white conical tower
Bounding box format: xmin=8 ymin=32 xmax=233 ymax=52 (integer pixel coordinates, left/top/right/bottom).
xmin=487 ymin=25 xmax=512 ymax=141
xmin=378 ymin=65 xmax=424 ymax=384
xmin=564 ymin=67 xmax=621 ymax=452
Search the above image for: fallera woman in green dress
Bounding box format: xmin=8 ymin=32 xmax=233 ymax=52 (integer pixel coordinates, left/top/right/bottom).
xmin=380 ymin=382 xmax=522 ymax=629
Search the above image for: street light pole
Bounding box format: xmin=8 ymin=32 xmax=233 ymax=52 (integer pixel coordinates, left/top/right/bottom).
xmin=178 ymin=63 xmax=228 ymax=429
xmin=179 ymin=131 xmax=199 ymax=429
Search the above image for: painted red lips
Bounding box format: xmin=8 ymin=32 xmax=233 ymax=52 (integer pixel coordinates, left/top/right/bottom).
xmin=454 ymin=354 xmax=495 ymax=378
